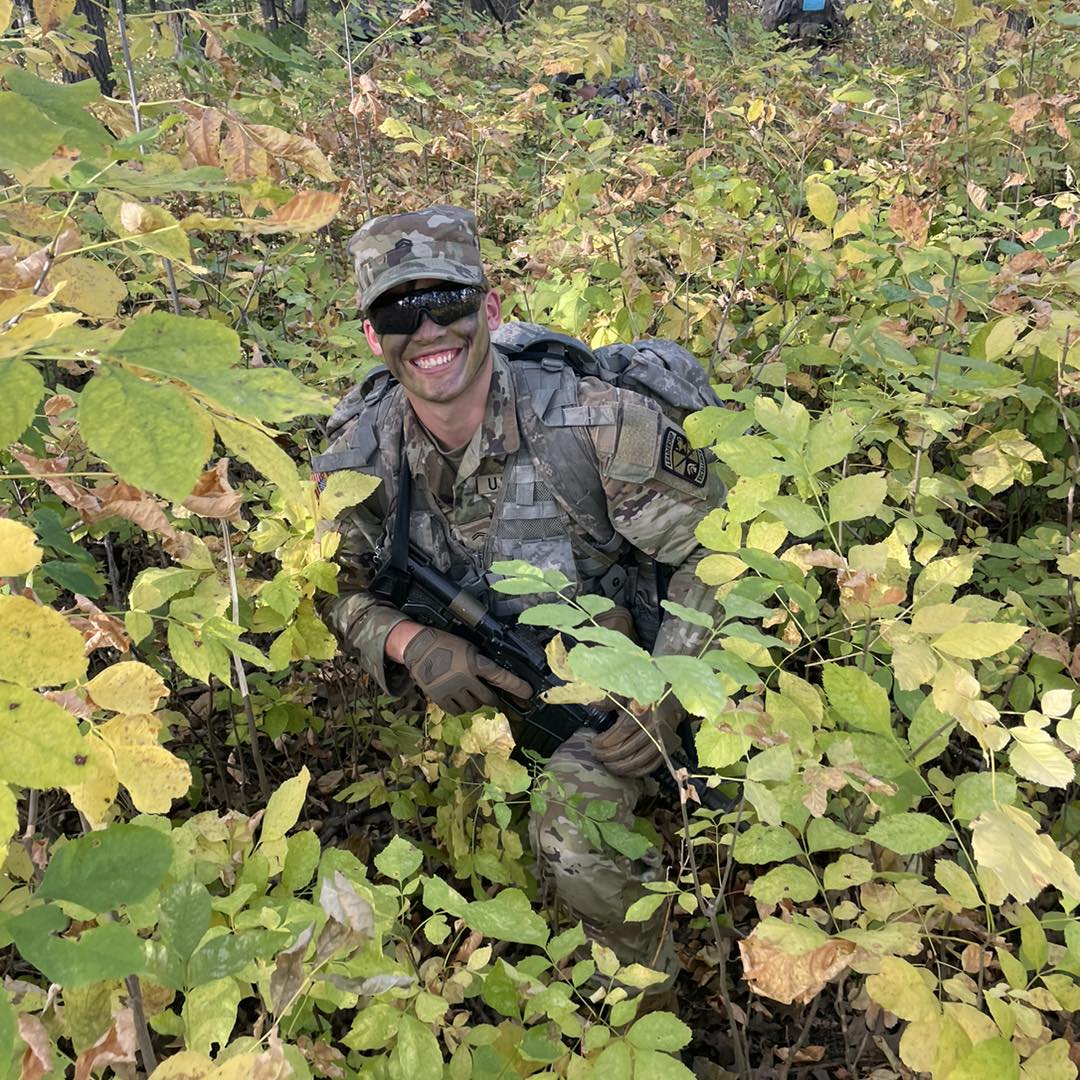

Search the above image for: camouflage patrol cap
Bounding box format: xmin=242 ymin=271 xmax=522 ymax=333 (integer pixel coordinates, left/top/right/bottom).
xmin=347 ymin=205 xmax=486 ymax=310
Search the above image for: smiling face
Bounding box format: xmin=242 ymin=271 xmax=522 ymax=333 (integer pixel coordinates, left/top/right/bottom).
xmin=363 ymin=278 xmax=502 ymax=406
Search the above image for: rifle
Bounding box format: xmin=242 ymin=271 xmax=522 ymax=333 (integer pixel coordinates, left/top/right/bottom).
xmin=370 ymin=460 xmax=729 ymax=812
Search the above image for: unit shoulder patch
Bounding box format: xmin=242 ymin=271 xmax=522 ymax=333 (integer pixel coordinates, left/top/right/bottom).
xmin=660 ymin=428 xmax=708 ymax=488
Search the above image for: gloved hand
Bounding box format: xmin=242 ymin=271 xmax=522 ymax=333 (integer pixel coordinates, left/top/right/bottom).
xmin=401 ymin=627 xmax=533 ymax=715
xmin=592 ymin=694 xmax=684 ymax=778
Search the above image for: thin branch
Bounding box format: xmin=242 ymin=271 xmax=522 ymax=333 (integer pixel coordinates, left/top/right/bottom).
xmin=220 ymin=520 xmax=269 ymax=798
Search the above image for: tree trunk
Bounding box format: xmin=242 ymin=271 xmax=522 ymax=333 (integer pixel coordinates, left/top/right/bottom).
xmin=706 ymin=0 xmax=728 ymax=26
xmin=469 ymin=0 xmax=519 ymax=25
xmin=291 ymin=0 xmax=307 ymax=27
xmin=62 ymin=0 xmax=116 ymax=96
xmin=260 ymin=0 xmax=279 ymax=31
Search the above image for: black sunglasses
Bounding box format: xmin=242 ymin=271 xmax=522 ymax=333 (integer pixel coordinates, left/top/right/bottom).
xmin=366 ymin=283 xmax=486 ymax=336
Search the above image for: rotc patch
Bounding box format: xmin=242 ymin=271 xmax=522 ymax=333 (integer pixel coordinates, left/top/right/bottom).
xmin=660 ymin=428 xmax=708 ymax=488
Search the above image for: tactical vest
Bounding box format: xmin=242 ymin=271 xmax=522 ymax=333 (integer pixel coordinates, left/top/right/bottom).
xmin=311 ymin=325 xmax=721 ymax=647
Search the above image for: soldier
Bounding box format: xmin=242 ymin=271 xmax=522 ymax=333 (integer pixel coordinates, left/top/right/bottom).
xmin=760 ymin=0 xmax=848 ymax=45
xmin=313 ymin=206 xmax=724 ymax=1004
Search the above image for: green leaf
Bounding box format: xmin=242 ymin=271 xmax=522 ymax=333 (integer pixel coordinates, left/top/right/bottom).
xmin=4 ymin=68 xmax=112 ymax=159
xmin=40 ymin=823 xmax=173 ymax=912
xmin=0 ymin=359 xmax=44 ymax=446
xmin=465 ymin=888 xmax=549 ymax=947
xmin=696 ymin=717 xmax=751 ymax=769
xmin=625 ymin=893 xmax=667 ymax=922
xmin=952 ymin=772 xmax=1016 ymax=823
xmin=806 ymin=817 xmax=859 ymax=853
xmin=518 ymin=602 xmax=589 ymax=630
xmin=805 ymin=412 xmax=855 ymax=474
xmin=187 ymin=931 xmax=263 ymax=984
xmin=806 ymin=181 xmax=838 ymax=227
xmin=627 ymin=1012 xmax=692 ymax=1052
xmin=374 ymin=835 xmax=423 ymax=882
xmin=762 ymin=495 xmax=825 ymax=536
xmin=753 ymin=396 xmax=810 ymax=451
xmin=935 ymin=860 xmax=980 ymax=907
xmin=933 ymin=622 xmax=1026 ymax=660
xmin=659 ymin=600 xmax=713 ymax=629
xmin=947 ymin=1037 xmax=1019 ymax=1080
xmin=79 ymin=366 xmax=213 ymax=502
xmin=393 ymin=1013 xmax=443 ymax=1077
xmin=865 ymin=957 xmax=940 ymax=1021
xmin=0 ymin=683 xmax=88 ymax=789
xmin=828 ymin=473 xmax=887 ymax=522
xmin=0 ymin=92 xmax=62 ymax=170
xmin=182 ymin=976 xmax=241 ymax=1055
xmin=567 ymin=643 xmax=664 ymax=705
xmin=732 ymin=824 xmax=801 ymax=865
xmin=159 ymin=880 xmax=212 ymax=969
xmin=865 ymin=812 xmax=949 ymax=855
xmin=0 ymin=595 xmax=88 ymax=688
xmin=422 ymin=875 xmax=469 ymax=918
xmin=0 ymin=987 xmax=15 ymax=1072
xmin=107 ymin=312 xmax=332 ymax=422
xmin=8 ymin=905 xmax=145 ymax=987
xmin=214 ymin=415 xmax=303 ymax=507
xmin=822 ymin=664 xmax=892 ymax=736
xmin=1020 ymin=1039 xmax=1075 ymax=1080
xmin=747 ymin=865 xmax=819 ymax=905
xmin=344 ymin=1002 xmax=400 ymax=1050
xmin=654 ymin=655 xmax=729 ymax=717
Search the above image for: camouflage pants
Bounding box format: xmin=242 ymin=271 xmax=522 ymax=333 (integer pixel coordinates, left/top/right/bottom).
xmin=528 ymin=729 xmax=678 ymax=993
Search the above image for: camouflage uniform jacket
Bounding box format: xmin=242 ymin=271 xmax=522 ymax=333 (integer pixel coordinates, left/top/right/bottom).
xmin=314 ymin=347 xmax=724 ymax=693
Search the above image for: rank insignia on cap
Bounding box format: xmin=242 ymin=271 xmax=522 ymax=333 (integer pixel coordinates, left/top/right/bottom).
xmin=661 ymin=428 xmax=708 ymax=487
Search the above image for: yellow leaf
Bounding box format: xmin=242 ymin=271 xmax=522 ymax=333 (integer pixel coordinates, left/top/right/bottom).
xmin=66 ymin=731 xmax=119 ymax=826
xmin=971 ymin=806 xmax=1080 ymax=903
xmin=1008 ymin=729 xmax=1075 ymax=788
xmin=806 ymin=182 xmax=838 ymax=227
xmin=1057 ymin=551 xmax=1080 ymax=576
xmin=86 ymin=661 xmax=167 ymax=714
xmin=99 ymin=714 xmax=191 ymax=814
xmin=0 ymin=683 xmax=88 ymax=789
xmin=933 ymin=621 xmax=1026 ymax=660
xmin=32 ymin=0 xmax=73 ymax=30
xmin=54 ymin=257 xmax=128 ymax=320
xmin=460 ymin=713 xmax=515 ymax=759
xmin=147 ymin=1052 xmax=214 ymax=1080
xmin=0 ymin=784 xmax=17 ymax=845
xmin=833 ymin=202 xmax=873 ymax=240
xmin=318 ymin=471 xmax=381 ymax=522
xmin=935 ymin=860 xmax=980 ymax=907
xmin=214 ymin=416 xmax=303 ymax=508
xmin=0 ymin=519 xmax=42 ymax=575
xmin=697 ymin=554 xmax=748 ymax=586
xmin=866 ymin=957 xmax=941 ymax=1021
xmin=0 ymin=595 xmax=88 ymax=687
xmin=0 ymin=312 xmax=81 ymax=359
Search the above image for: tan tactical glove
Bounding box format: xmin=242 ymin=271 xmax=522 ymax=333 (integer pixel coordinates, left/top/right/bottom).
xmin=401 ymin=628 xmax=533 ymax=715
xmin=592 ymin=694 xmax=684 ymax=778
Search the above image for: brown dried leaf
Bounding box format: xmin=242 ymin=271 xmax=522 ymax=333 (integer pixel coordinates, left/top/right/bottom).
xmin=1003 ymin=171 xmax=1028 ymax=188
xmin=1007 ymin=250 xmax=1048 ymax=273
xmin=184 ymin=106 xmax=226 ymax=167
xmin=739 ymin=929 xmax=855 ymax=1005
xmin=183 ymin=459 xmax=243 ymax=521
xmin=247 ymin=191 xmax=342 ymax=235
xmin=74 ymin=1009 xmax=136 ymax=1080
xmin=43 ymin=689 xmax=94 ymax=719
xmin=10 ymin=452 xmax=104 ymax=518
xmin=245 ymin=124 xmax=338 ymax=182
xmin=1009 ymin=94 xmax=1043 ymax=133
xmin=966 ymin=181 xmax=989 ymax=212
xmin=270 ymin=923 xmax=314 ymax=1016
xmin=44 ymin=394 xmax=76 ymax=417
xmin=17 ymin=1014 xmax=52 ymax=1080
xmin=70 ymin=595 xmax=131 ymax=655
xmin=399 ymin=0 xmax=430 ymax=23
xmin=1028 ymin=631 xmax=1070 ymax=666
xmin=95 ymin=481 xmax=192 ymax=558
xmin=887 ymin=194 xmax=929 ymax=248
xmin=221 ymin=122 xmax=276 ymax=184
